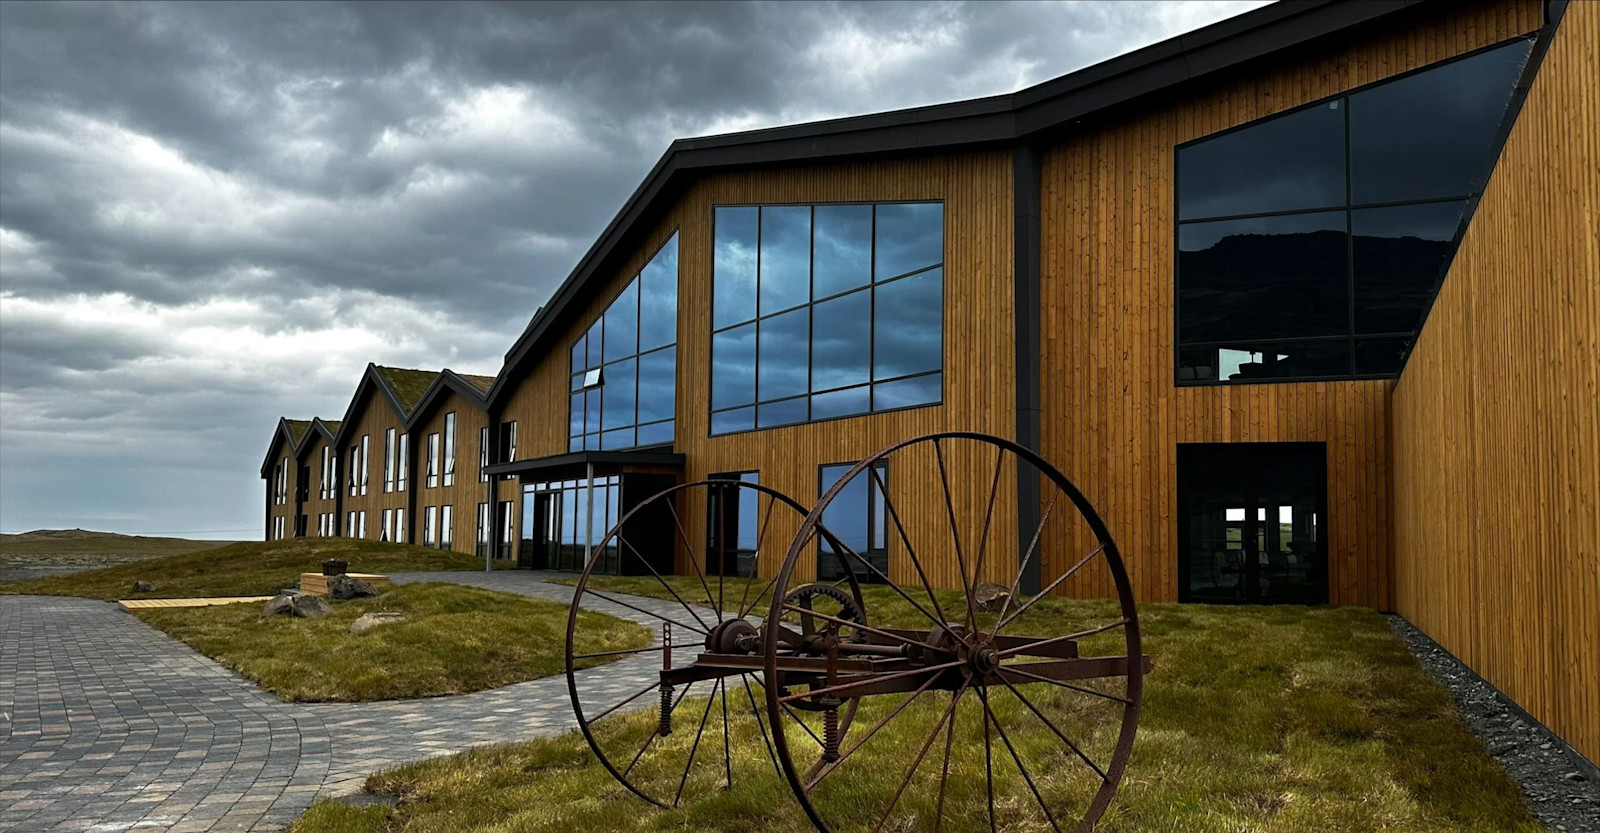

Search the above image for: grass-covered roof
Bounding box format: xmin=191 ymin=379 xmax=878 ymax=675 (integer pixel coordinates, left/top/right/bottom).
xmin=374 ymin=366 xmax=440 ymax=415
xmin=284 ymin=419 xmax=312 ymax=445
xmin=458 ymin=373 xmax=495 ymax=395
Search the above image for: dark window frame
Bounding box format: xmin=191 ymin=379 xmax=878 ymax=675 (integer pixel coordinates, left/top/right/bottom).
xmin=567 ymin=230 xmax=680 ymax=452
xmin=1172 ymin=34 xmax=1535 ymax=387
xmin=814 ymin=460 xmax=890 ymax=583
xmin=709 ymin=201 xmax=946 ymax=436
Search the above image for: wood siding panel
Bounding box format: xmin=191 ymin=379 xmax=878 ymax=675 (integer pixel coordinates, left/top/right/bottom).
xmin=411 ymin=390 xmax=490 ymax=554
xmin=1393 ymin=1 xmax=1600 ymax=763
xmin=499 ymin=153 xmax=1016 ymax=586
xmin=296 ymin=435 xmax=339 ymax=534
xmin=1037 ymin=0 xmax=1540 ymax=608
xmin=340 ymin=397 xmax=410 ymax=538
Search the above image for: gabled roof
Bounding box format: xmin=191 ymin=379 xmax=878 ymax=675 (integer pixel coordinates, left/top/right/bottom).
xmin=293 ymin=417 xmax=343 ymax=462
xmin=403 ymin=369 xmax=493 ymax=429
xmin=260 ymin=417 xmax=314 ymax=478
xmin=330 ymin=364 xmax=441 ymax=450
xmin=487 ymin=0 xmax=1478 ymax=403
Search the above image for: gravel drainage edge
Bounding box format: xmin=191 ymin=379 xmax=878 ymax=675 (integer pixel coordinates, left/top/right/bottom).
xmin=1388 ymin=614 xmax=1599 ymax=833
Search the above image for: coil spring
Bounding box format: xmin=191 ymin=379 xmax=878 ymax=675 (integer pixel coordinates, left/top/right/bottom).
xmin=822 ymin=708 xmax=840 ymax=763
xmin=658 ymin=684 xmax=674 ymax=736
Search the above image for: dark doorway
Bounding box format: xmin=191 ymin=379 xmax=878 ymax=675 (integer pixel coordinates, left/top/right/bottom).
xmin=1178 ymin=442 xmax=1328 ymax=604
xmin=518 ymin=490 xmax=544 ymax=570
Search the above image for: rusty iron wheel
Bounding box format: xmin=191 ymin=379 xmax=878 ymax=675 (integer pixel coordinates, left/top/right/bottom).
xmin=762 ymin=432 xmax=1146 ymax=833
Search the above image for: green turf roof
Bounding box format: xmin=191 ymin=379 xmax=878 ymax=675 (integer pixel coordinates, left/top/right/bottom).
xmin=320 ymin=419 xmax=341 ymax=434
xmin=374 ymin=366 xmax=440 ymax=415
xmin=458 ymin=373 xmax=495 ymax=395
xmin=284 ymin=419 xmax=312 ymax=445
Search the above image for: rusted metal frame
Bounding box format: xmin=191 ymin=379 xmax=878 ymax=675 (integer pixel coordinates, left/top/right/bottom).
xmin=622 ymin=679 xmax=699 ymax=778
xmin=932 ymin=438 xmax=980 ymax=634
xmin=972 ymin=656 xmax=1141 ymax=687
xmin=777 ymin=659 xmax=966 ymax=704
xmin=932 ymin=685 xmax=960 ymax=833
xmin=588 ymin=677 xmax=664 ymax=724
xmin=679 ymin=652 xmax=882 ymax=676
xmin=572 ymin=643 xmax=669 ymax=661
xmin=740 ymin=673 xmax=782 ymax=775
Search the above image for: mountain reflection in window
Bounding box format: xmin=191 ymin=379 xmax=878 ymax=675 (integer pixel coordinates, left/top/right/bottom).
xmin=711 ymin=202 xmax=943 ymax=435
xmin=1175 ymin=38 xmax=1530 ymax=383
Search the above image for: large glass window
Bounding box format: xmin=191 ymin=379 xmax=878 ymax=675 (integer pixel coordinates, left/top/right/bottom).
xmin=816 ymin=462 xmax=888 ymax=583
xmin=1175 ymin=39 xmax=1530 ymax=383
xmin=570 ymin=233 xmax=678 ymax=450
xmin=711 ymin=203 xmax=943 ymax=435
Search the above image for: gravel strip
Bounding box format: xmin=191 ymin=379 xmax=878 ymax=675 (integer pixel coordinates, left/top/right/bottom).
xmin=1388 ymin=615 xmax=1599 ymax=833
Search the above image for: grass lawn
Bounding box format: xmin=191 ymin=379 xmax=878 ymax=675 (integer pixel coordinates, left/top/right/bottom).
xmin=0 ymin=538 xmax=498 ymax=601
xmin=290 ymin=577 xmax=1539 ymax=833
xmin=134 ymin=582 xmax=651 ymax=702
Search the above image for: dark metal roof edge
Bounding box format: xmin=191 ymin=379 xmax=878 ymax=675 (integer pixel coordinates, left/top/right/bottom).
xmin=489 ymin=0 xmax=1443 ymax=403
xmin=403 ymin=369 xmax=491 ymax=430
xmin=260 ymin=417 xmax=315 ymax=478
xmin=482 ymin=449 xmax=686 ymax=475
xmin=292 ymin=417 xmax=341 ymax=462
xmin=330 ymin=364 xmax=412 ymax=451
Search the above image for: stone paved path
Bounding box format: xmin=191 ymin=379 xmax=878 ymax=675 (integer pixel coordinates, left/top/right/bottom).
xmin=0 ymin=572 xmax=688 ymax=832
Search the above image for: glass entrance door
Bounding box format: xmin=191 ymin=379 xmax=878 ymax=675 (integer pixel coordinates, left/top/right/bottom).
xmin=1178 ymin=443 xmax=1327 ymax=604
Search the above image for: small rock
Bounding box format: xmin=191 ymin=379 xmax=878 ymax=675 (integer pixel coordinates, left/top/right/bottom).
xmin=1562 ymin=772 xmax=1586 ymax=783
xmin=970 ymin=582 xmax=1013 ymax=613
xmin=131 ymin=581 xmax=155 ymax=593
xmin=261 ymin=593 xmax=332 ymax=619
xmin=349 ymin=612 xmax=405 ymax=635
xmin=328 ymin=575 xmax=379 ymax=600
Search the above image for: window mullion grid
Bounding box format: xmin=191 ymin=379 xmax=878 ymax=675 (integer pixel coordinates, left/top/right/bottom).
xmin=1344 ymin=93 xmax=1357 ymax=377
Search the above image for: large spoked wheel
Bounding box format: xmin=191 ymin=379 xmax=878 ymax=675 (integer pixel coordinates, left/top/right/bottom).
xmin=763 ymin=432 xmax=1146 ymax=833
xmin=564 ymin=479 xmax=863 ymax=809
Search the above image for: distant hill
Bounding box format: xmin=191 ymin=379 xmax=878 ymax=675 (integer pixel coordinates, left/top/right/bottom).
xmin=0 ymin=529 xmax=235 ymax=558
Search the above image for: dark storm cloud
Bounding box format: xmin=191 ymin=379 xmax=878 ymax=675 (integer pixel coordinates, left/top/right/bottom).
xmin=0 ymin=0 xmax=1265 ymax=535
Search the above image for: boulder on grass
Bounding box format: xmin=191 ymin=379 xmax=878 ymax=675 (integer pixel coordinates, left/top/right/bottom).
xmin=328 ymin=575 xmax=379 ymax=600
xmin=131 ymin=581 xmax=155 ymax=593
xmin=261 ymin=593 xmax=332 ymax=619
xmin=349 ymin=612 xmax=405 ymax=635
xmin=971 ymin=582 xmax=1012 ymax=613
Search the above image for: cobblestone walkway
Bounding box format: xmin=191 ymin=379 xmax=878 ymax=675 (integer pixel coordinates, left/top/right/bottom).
xmin=0 ymin=572 xmax=686 ymax=832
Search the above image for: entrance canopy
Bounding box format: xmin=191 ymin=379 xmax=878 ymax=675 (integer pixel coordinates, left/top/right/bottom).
xmin=482 ymin=448 xmax=684 ymax=481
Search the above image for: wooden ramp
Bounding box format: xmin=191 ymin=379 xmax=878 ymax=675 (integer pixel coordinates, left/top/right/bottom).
xmin=118 ymin=596 xmax=273 ymax=611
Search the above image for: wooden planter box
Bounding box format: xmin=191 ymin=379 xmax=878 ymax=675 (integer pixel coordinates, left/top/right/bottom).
xmin=299 ymin=572 xmax=390 ymax=597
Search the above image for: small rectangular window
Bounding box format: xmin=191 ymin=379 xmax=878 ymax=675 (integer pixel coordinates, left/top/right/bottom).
xmin=397 ymin=433 xmax=408 ymax=492
xmin=384 ymin=428 xmax=396 ymax=493
xmin=476 ymin=502 xmax=491 ymax=556
xmin=479 ymin=426 xmax=490 ymax=483
xmin=442 ymin=412 xmax=457 ymax=487
xmin=440 ymin=505 xmax=454 ymax=549
xmin=426 ymin=433 xmax=440 ymax=488
xmin=360 ymin=435 xmax=370 ymax=496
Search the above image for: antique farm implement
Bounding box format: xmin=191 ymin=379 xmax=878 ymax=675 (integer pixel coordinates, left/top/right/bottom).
xmin=565 ymin=432 xmax=1151 ymax=832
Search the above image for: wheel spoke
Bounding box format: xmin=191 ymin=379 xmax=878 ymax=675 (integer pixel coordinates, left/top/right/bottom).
xmin=582 ymin=588 xmax=709 ymax=637
xmin=969 ymin=446 xmax=1005 ymax=594
xmin=721 ymin=674 xmax=732 ymax=789
xmin=615 ymin=534 xmax=712 ymax=631
xmin=778 ymin=603 xmax=944 ymax=652
xmin=778 ymin=659 xmax=965 ymax=705
xmin=997 ymin=618 xmax=1128 ymax=659
xmin=573 ymin=643 xmax=668 ymax=661
xmin=999 ymin=664 xmax=1133 ymax=705
xmin=817 ymin=532 xmax=945 ymax=630
xmin=869 ymin=680 xmax=970 ymax=833
xmin=983 ymin=688 xmax=1062 ymax=832
xmin=995 ymin=673 xmax=1109 ymax=781
xmin=673 ymin=678 xmax=719 ymax=807
xmin=984 ymin=689 xmax=997 ymax=833
xmin=987 ymin=490 xmax=1060 ymax=639
xmin=993 ymin=544 xmax=1106 ymax=635
xmin=587 ymin=678 xmax=661 ymax=724
xmin=932 ymin=686 xmax=961 ymax=833
xmin=803 ymin=665 xmax=944 ymax=789
xmin=735 ymin=493 xmax=778 ymax=617
xmin=933 ymin=437 xmax=979 ymax=634
xmin=779 ymin=700 xmax=828 ymax=750
xmin=869 ymin=464 xmax=953 ymax=627
xmin=742 ymin=674 xmax=781 ymax=774
xmin=621 ymin=680 xmax=697 ymax=778
xmin=665 ymin=499 xmax=724 ymax=623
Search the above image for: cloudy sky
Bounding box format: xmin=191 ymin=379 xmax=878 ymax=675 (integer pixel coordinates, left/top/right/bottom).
xmin=0 ymin=0 xmax=1266 ymax=539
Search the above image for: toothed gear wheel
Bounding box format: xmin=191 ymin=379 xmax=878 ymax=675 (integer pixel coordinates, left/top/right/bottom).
xmin=781 ymin=583 xmax=866 ymax=642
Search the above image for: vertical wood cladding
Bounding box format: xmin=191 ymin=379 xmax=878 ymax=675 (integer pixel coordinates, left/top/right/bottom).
xmin=412 ymin=390 xmax=489 ymax=554
xmin=1392 ymin=1 xmax=1600 ymax=763
xmin=1036 ymin=0 xmax=1541 ymax=608
xmin=296 ymin=434 xmax=338 ymax=534
xmin=499 ymin=153 xmax=1017 ymax=587
xmin=268 ymin=448 xmax=297 ymax=538
xmin=340 ymin=396 xmax=409 ymax=539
